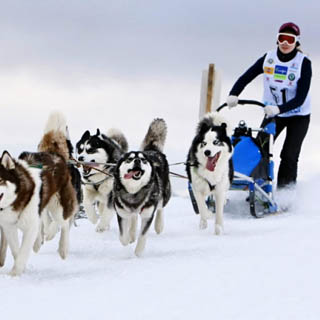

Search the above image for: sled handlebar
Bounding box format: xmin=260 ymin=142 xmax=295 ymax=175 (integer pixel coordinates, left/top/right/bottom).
xmin=216 ymin=99 xmax=265 ymax=112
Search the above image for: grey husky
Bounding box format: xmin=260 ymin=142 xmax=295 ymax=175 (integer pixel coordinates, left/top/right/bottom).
xmin=113 ymin=119 xmax=171 ymax=256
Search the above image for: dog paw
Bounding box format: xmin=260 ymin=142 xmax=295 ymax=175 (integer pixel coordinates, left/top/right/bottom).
xmin=33 ymin=239 xmax=42 ymax=253
xmin=95 ymin=223 xmax=109 ymax=233
xmin=134 ymin=238 xmax=146 ymax=257
xmin=129 ymin=233 xmax=136 ymax=244
xmin=9 ymin=266 xmax=24 ymax=277
xmin=155 ymin=221 xmax=164 ymax=234
xmin=58 ymin=246 xmax=68 ymax=260
xmin=215 ymin=224 xmax=223 ymax=235
xmin=199 ymin=218 xmax=208 ymax=230
xmin=119 ymin=236 xmax=130 ymax=246
xmin=87 ymin=212 xmax=99 ymax=225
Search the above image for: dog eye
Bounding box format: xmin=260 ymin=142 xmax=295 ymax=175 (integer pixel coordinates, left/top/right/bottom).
xmin=141 ymin=158 xmax=147 ymax=164
xmin=126 ymin=158 xmax=133 ymax=163
xmin=200 ymin=142 xmax=207 ymax=148
xmin=213 ymin=140 xmax=223 ymax=146
xmin=86 ymin=148 xmax=95 ymax=154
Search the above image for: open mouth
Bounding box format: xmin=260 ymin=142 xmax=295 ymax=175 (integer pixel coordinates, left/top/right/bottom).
xmin=82 ymin=165 xmax=92 ymax=176
xmin=124 ymin=168 xmax=144 ymax=180
xmin=205 ymin=151 xmax=221 ymax=172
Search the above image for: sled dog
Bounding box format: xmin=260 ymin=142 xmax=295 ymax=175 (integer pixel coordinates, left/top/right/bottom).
xmin=76 ymin=128 xmax=128 ymax=232
xmin=186 ymin=112 xmax=233 ymax=234
xmin=0 ymin=112 xmax=78 ymax=275
xmin=113 ymin=118 xmax=171 ymax=256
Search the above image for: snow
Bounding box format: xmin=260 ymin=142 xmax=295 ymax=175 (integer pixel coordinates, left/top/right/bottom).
xmin=1 ymin=175 xmax=320 ymax=319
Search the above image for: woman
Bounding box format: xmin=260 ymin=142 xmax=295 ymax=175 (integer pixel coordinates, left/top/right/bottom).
xmin=227 ymin=22 xmax=312 ymax=189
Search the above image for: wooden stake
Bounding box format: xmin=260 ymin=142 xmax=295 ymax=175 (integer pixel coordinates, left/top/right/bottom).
xmin=206 ymin=64 xmax=215 ymax=113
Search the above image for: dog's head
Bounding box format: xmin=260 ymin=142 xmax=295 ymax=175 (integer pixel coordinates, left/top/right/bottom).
xmin=193 ymin=118 xmax=232 ymax=172
xmin=76 ymin=129 xmax=119 ymax=176
xmin=0 ymin=151 xmax=19 ymax=209
xmin=115 ymin=151 xmax=152 ymax=194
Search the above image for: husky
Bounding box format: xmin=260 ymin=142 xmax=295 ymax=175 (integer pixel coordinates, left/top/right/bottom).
xmin=76 ymin=128 xmax=128 ymax=232
xmin=0 ymin=112 xmax=78 ymax=276
xmin=113 ymin=118 xmax=171 ymax=257
xmin=186 ymin=112 xmax=233 ymax=235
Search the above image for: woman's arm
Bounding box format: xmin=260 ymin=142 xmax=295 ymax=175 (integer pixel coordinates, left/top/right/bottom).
xmin=229 ymin=54 xmax=266 ymax=96
xmin=278 ymin=57 xmax=312 ymax=113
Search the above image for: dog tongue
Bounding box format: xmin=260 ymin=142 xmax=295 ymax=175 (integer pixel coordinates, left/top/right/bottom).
xmin=124 ymin=171 xmax=139 ymax=179
xmin=206 ymin=153 xmax=220 ymax=171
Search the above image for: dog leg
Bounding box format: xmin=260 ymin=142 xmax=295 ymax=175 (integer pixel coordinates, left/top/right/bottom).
xmin=117 ymin=214 xmax=130 ymax=246
xmin=129 ymin=215 xmax=137 ymax=243
xmin=58 ymin=221 xmax=70 ymax=259
xmin=135 ymin=211 xmax=155 ymax=257
xmin=33 ymin=222 xmax=44 ymax=253
xmin=3 ymin=225 xmax=19 ymax=261
xmin=10 ymin=222 xmax=39 ymax=276
xmin=46 ymin=221 xmax=60 ymax=241
xmin=154 ymin=208 xmax=164 ymax=234
xmin=83 ymin=190 xmax=99 ymax=225
xmin=214 ymin=191 xmax=225 ymax=235
xmin=42 ymin=210 xmax=58 ymax=241
xmin=96 ymin=202 xmax=113 ymax=233
xmin=193 ymin=191 xmax=211 ymax=229
xmin=0 ymin=227 xmax=8 ymax=267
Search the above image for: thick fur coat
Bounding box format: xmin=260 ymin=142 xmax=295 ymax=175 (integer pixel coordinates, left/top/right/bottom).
xmin=113 ymin=118 xmax=171 ymax=257
xmin=76 ymin=128 xmax=128 ymax=232
xmin=186 ymin=112 xmax=233 ymax=234
xmin=0 ymin=111 xmax=78 ymax=276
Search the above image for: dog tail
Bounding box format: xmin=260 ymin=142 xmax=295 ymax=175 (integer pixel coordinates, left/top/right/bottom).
xmin=106 ymin=128 xmax=129 ymax=152
xmin=43 ymin=111 xmax=67 ymax=136
xmin=141 ymin=118 xmax=167 ymax=152
xmin=38 ymin=111 xmax=70 ymax=160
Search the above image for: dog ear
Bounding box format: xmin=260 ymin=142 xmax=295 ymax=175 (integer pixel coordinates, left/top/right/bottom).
xmin=81 ymin=130 xmax=90 ymax=141
xmin=197 ymin=118 xmax=211 ymax=136
xmin=1 ymin=151 xmax=15 ymax=170
xmin=96 ymin=129 xmax=100 ymax=136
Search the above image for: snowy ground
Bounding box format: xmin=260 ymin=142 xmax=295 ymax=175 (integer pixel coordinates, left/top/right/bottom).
xmin=1 ymin=177 xmax=320 ymax=319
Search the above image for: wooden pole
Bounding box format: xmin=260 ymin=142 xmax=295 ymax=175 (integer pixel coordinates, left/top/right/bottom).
xmin=206 ymin=63 xmax=215 ymax=113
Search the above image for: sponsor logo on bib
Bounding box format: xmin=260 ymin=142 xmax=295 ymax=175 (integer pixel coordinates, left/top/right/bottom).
xmin=274 ymin=65 xmax=288 ymax=80
xmin=288 ymin=73 xmax=296 ymax=81
xmin=264 ymin=67 xmax=274 ymax=75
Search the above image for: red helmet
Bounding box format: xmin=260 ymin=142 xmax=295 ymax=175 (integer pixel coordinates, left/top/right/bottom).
xmin=279 ymin=22 xmax=300 ymax=36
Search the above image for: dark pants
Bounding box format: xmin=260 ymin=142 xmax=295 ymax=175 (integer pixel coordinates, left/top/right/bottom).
xmin=274 ymin=114 xmax=310 ymax=188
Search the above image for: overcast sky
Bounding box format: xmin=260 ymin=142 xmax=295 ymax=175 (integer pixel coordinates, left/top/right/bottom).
xmin=0 ymin=0 xmax=319 ymax=167
xmin=1 ymin=0 xmax=319 ymax=81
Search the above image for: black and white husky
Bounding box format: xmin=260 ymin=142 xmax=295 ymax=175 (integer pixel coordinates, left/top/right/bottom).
xmin=76 ymin=129 xmax=128 ymax=232
xmin=0 ymin=112 xmax=78 ymax=276
xmin=113 ymin=119 xmax=171 ymax=256
xmin=186 ymin=112 xmax=233 ymax=235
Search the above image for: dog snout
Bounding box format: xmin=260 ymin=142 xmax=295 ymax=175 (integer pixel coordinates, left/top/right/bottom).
xmin=204 ymin=150 xmax=211 ymax=157
xmin=134 ymin=158 xmax=141 ymax=166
